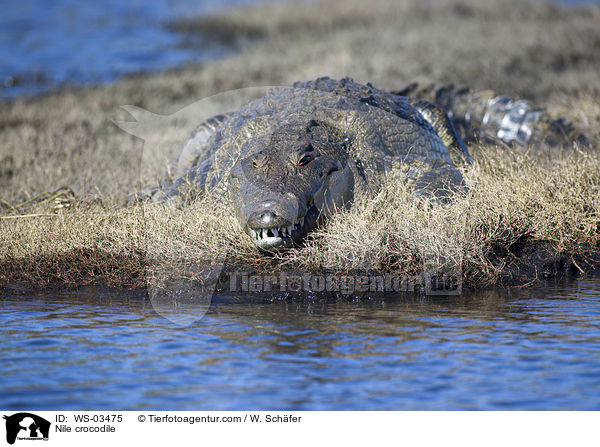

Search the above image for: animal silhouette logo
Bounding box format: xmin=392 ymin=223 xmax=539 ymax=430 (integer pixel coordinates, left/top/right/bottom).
xmin=3 ymin=413 xmax=50 ymax=445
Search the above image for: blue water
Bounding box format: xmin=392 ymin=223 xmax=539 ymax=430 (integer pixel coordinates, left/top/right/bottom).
xmin=3 ymin=0 xmax=599 ymax=100
xmin=0 ymin=0 xmax=261 ymax=99
xmin=1 ymin=279 xmax=600 ymax=410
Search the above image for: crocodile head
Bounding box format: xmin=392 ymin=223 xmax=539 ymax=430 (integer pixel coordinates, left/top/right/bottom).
xmin=228 ymin=119 xmax=355 ymax=251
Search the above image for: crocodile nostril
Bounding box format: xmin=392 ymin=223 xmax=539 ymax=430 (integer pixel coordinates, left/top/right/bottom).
xmin=259 ymin=210 xmax=277 ymax=225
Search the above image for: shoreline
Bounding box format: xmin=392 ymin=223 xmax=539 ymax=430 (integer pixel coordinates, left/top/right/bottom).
xmin=2 ymin=0 xmax=598 ymax=103
xmin=1 ymin=0 xmax=599 ymax=291
xmin=0 ymin=0 xmax=268 ymax=101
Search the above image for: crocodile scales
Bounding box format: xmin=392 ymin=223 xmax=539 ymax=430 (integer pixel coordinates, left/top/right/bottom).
xmin=152 ymin=76 xmax=587 ymax=251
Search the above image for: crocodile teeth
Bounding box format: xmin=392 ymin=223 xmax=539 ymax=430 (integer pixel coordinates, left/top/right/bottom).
xmin=251 ymin=224 xmax=302 ymax=241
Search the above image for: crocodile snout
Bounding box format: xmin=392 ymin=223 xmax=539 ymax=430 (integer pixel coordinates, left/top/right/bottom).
xmin=245 ymin=200 xmax=306 ymax=250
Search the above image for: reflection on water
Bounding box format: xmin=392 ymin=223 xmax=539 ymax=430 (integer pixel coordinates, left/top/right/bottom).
xmin=1 ymin=279 xmax=600 ymax=410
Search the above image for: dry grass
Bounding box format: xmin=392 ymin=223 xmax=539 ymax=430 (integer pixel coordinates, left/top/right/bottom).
xmin=0 ymin=0 xmax=599 ymax=288
xmin=1 ymin=143 xmax=598 ymax=288
xmin=279 ymin=143 xmax=600 ymax=284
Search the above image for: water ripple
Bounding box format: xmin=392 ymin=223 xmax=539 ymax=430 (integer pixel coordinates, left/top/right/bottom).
xmin=1 ymin=279 xmax=600 ymax=409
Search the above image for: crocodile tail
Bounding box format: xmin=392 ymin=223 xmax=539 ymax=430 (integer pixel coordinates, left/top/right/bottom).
xmin=393 ymin=84 xmax=590 ymax=148
xmin=404 ymin=98 xmax=472 ymax=165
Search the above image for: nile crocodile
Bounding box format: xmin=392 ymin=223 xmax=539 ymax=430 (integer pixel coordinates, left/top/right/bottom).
xmin=152 ymin=77 xmax=587 ymax=251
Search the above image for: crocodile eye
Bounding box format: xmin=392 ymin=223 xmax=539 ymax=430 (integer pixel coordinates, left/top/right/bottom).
xmin=299 ymin=153 xmax=314 ymax=166
xmin=298 ymin=143 xmax=317 ymax=166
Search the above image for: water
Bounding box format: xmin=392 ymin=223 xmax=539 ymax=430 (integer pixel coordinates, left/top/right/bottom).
xmin=1 ymin=279 xmax=600 ymax=410
xmin=2 ymin=0 xmax=599 ymax=100
xmin=0 ymin=0 xmax=261 ymax=99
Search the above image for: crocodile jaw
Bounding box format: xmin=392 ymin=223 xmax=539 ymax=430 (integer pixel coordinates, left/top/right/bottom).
xmin=248 ymin=216 xmax=306 ymax=250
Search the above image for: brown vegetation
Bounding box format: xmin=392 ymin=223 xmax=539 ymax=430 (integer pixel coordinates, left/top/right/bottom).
xmin=1 ymin=0 xmax=599 ymax=289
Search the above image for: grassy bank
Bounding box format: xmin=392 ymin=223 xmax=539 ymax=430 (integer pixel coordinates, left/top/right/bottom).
xmin=2 ymin=143 xmax=599 ymax=289
xmin=1 ymin=0 xmax=599 ymax=289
